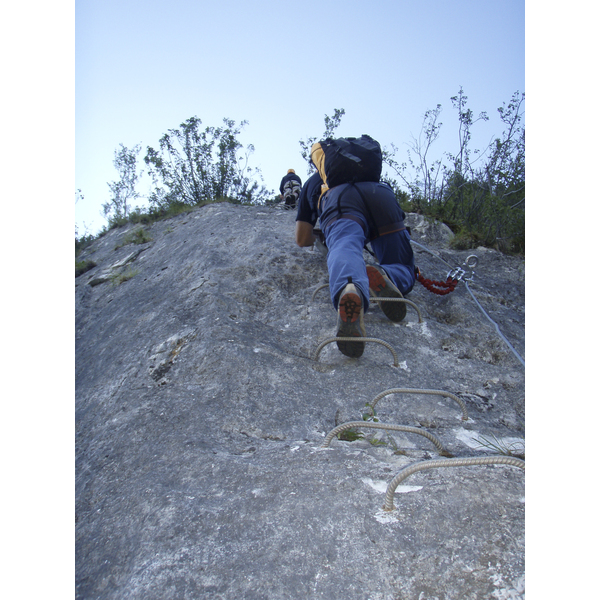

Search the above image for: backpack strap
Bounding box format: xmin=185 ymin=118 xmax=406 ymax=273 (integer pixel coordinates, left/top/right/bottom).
xmin=350 ymin=183 xmax=379 ymax=238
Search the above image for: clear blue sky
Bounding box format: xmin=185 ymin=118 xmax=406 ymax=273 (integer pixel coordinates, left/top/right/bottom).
xmin=75 ymin=0 xmax=525 ymax=235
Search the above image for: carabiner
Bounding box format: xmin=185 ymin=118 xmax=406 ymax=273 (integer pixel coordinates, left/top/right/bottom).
xmin=447 ymin=267 xmax=466 ymax=281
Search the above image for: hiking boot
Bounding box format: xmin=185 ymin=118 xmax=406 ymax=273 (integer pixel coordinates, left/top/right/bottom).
xmin=366 ymin=264 xmax=406 ymax=323
xmin=336 ymin=283 xmax=366 ymax=358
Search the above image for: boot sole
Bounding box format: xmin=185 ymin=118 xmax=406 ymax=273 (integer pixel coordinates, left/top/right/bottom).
xmin=336 ymin=292 xmax=365 ymax=358
xmin=367 ymin=266 xmax=407 ymax=323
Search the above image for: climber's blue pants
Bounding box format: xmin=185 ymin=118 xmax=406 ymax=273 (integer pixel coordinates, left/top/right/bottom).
xmin=325 ymin=217 xmax=416 ymax=310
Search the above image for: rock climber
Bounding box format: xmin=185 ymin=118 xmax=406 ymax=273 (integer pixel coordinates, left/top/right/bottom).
xmin=295 ymin=142 xmax=415 ymax=358
xmin=279 ymin=169 xmax=302 ymax=209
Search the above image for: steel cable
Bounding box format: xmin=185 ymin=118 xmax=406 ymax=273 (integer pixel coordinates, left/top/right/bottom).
xmin=411 ymin=240 xmax=525 ymax=367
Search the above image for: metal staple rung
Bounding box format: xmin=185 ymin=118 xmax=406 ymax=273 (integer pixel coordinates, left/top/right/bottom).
xmin=321 ymin=421 xmax=448 ymax=455
xmin=383 ymin=455 xmax=525 ymax=511
xmin=313 ymin=337 xmax=399 ymax=366
xmin=311 ymin=283 xmax=330 ymax=303
xmin=369 ymin=296 xmax=423 ymax=323
xmin=311 ymin=284 xmax=423 ymax=322
xmin=367 ymin=388 xmax=469 ymax=421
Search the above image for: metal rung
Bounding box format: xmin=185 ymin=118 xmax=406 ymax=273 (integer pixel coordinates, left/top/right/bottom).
xmin=311 ymin=283 xmax=330 ymax=302
xmin=311 ymin=284 xmax=423 ymax=322
xmin=383 ymin=455 xmax=525 ymax=511
xmin=313 ymin=337 xmax=399 ymax=366
xmin=366 ymin=388 xmax=469 ymax=421
xmin=321 ymin=421 xmax=449 ymax=455
xmin=369 ymin=297 xmax=423 ymax=323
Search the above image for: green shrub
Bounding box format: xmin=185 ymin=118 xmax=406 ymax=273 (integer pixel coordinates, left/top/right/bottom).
xmin=75 ymin=259 xmax=97 ymax=277
xmin=144 ymin=117 xmax=271 ymax=208
xmin=116 ymin=228 xmax=153 ymax=249
xmin=338 ymin=428 xmax=364 ymax=442
xmin=75 ymin=234 xmax=96 ymax=257
xmin=382 ymin=89 xmax=525 ymax=255
xmin=111 ymin=268 xmax=138 ymax=285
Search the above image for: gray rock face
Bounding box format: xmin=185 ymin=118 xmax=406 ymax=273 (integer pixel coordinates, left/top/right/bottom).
xmin=76 ymin=202 xmax=525 ymax=600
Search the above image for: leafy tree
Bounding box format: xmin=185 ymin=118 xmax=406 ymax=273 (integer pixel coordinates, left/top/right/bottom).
xmin=144 ymin=117 xmax=270 ymax=208
xmin=483 ymin=91 xmax=525 ymax=202
xmin=438 ymin=90 xmax=524 ymax=251
xmin=382 ymin=105 xmax=445 ymax=212
xmin=103 ymin=144 xmax=143 ymax=225
xmin=383 ymin=88 xmax=525 ymax=253
xmin=447 ymin=87 xmax=490 ymax=180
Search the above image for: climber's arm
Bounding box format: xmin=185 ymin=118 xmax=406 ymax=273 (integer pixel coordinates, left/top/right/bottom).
xmin=295 ymin=220 xmax=316 ymax=247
